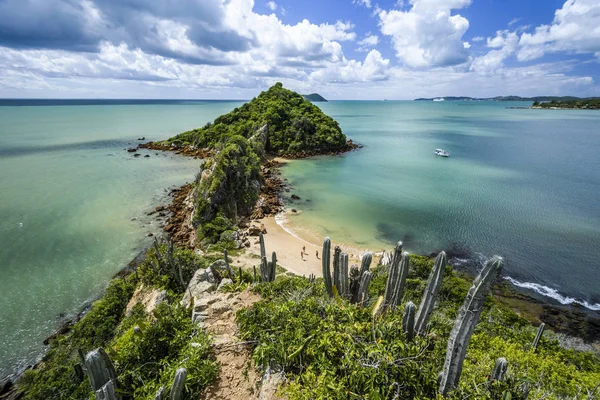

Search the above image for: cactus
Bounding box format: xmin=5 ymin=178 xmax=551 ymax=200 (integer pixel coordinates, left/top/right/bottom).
xmin=532 ymin=323 xmax=545 ymax=351
xmin=169 ymin=368 xmax=187 ymax=400
xmin=322 ymin=237 xmax=333 ymax=297
xmin=357 ymin=271 xmax=373 ymax=306
xmin=439 ymin=255 xmax=504 ymax=396
xmin=489 ymin=357 xmax=508 ymax=382
xmin=402 ymin=301 xmax=416 ymax=341
xmin=383 ymin=241 xmax=403 ymax=308
xmin=360 ymin=252 xmax=373 ymax=276
xmin=415 ymin=251 xmax=448 ymax=334
xmin=333 ymin=246 xmax=342 ymax=292
xmin=154 ymin=387 xmax=165 ymax=400
xmin=95 ymin=380 xmax=117 ymax=400
xmin=259 ymin=232 xmax=266 ymax=260
xmin=223 ymin=249 xmax=234 ymax=279
xmin=339 ymin=253 xmax=349 ymax=297
xmin=270 ymin=251 xmax=277 ymax=282
xmin=84 ymin=348 xmax=118 ymax=394
xmin=349 ymin=265 xmax=361 ymax=303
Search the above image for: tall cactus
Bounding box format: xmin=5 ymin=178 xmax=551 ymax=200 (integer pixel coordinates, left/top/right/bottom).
xmin=349 ymin=265 xmax=361 ymax=303
xmin=360 ymin=252 xmax=373 ymax=276
xmin=403 ymin=301 xmax=416 ymax=341
xmin=333 ymin=246 xmax=342 ymax=292
xmin=169 ymin=368 xmax=187 ymax=400
xmin=259 ymin=232 xmax=266 ymax=260
xmin=84 ymin=348 xmax=118 ymax=394
xmin=339 ymin=253 xmax=349 ymax=297
xmin=415 ymin=251 xmax=448 ymax=334
xmin=357 ymin=271 xmax=373 ymax=306
xmin=383 ymin=241 xmax=403 ymax=308
xmin=154 ymin=387 xmax=165 ymax=400
xmin=270 ymin=251 xmax=277 ymax=282
xmin=322 ymin=237 xmax=333 ymax=297
xmin=532 ymin=323 xmax=545 ymax=351
xmin=223 ymin=249 xmax=234 ymax=279
xmin=489 ymin=357 xmax=508 ymax=382
xmin=439 ymin=256 xmax=504 ymax=396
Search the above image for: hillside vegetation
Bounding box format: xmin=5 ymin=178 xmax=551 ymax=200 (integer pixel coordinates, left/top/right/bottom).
xmin=168 ymin=83 xmax=348 ymax=156
xmin=533 ymin=99 xmax=600 ymax=109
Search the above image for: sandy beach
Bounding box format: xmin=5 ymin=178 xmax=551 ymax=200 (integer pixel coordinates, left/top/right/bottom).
xmin=236 ymin=213 xmax=374 ymax=277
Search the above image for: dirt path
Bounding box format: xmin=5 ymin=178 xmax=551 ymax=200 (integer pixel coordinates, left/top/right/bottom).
xmin=200 ymin=289 xmax=264 ymax=400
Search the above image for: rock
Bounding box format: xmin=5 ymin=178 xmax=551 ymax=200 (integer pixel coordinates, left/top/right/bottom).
xmin=126 ymin=286 xmax=168 ymax=317
xmin=127 ymin=148 xmax=137 ymax=153
xmin=137 ymin=137 xmax=145 ymax=140
xmin=144 ymin=154 xmax=150 ymax=158
xmin=291 ymin=209 xmax=297 ymax=213
xmin=134 ymin=153 xmax=141 ymax=157
xmin=248 ymin=225 xmax=261 ymax=236
xmin=244 ymin=240 xmax=251 ymax=247
xmin=211 ymin=300 xmax=232 ymax=315
xmin=291 ymin=194 xmax=300 ymax=200
xmin=130 ymin=217 xmax=137 ymax=221
xmin=192 ymin=311 xmax=210 ymax=324
xmin=218 ymin=278 xmax=233 ymax=291
xmin=181 ymin=269 xmax=216 ymax=308
xmin=209 ymin=259 xmax=228 ymax=273
xmin=259 ymin=368 xmax=284 ymax=400
xmin=147 ymin=232 xmax=153 ymax=237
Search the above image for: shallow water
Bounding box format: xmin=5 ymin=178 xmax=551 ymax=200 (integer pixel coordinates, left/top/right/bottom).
xmin=0 ymin=100 xmax=242 ymax=377
xmin=280 ymin=101 xmax=600 ymax=311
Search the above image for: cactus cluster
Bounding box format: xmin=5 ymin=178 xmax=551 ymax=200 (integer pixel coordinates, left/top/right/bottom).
xmin=321 ymin=237 xmax=373 ymax=305
xmin=438 ymin=255 xmax=504 ymax=396
xmin=402 ymin=301 xmax=416 ymax=341
xmin=259 ymin=232 xmax=277 ymax=282
xmin=152 ymin=238 xmax=185 ymax=288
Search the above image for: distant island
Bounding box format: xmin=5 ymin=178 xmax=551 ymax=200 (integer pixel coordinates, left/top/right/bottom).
xmin=302 ymin=93 xmax=327 ymax=102
xmin=532 ymin=99 xmax=600 ymax=110
xmin=414 ymin=96 xmax=598 ymax=102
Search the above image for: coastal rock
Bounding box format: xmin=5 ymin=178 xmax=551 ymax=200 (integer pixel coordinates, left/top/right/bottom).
xmin=127 ymin=148 xmax=137 ymax=153
xmin=291 ymin=194 xmax=300 ymax=200
xmin=248 ymin=225 xmax=262 ymax=236
xmin=134 ymin=153 xmax=141 ymax=157
xmin=211 ymin=300 xmax=232 ymax=315
xmin=125 ymin=285 xmax=168 ymax=317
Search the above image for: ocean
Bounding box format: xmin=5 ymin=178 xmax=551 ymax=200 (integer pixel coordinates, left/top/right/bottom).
xmin=0 ymin=99 xmax=599 ymax=378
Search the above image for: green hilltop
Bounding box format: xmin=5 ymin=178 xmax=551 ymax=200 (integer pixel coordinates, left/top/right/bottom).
xmin=302 ymin=93 xmax=327 ymax=102
xmin=167 ymin=83 xmax=347 ymax=156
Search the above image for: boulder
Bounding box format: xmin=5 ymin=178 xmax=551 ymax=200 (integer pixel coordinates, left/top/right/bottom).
xmin=181 ymin=269 xmax=216 ymax=308
xmin=211 ymin=300 xmax=232 ymax=315
xmin=248 ymin=225 xmax=261 ymax=236
xmin=291 ymin=194 xmax=301 ymax=200
xmin=217 ymin=278 xmax=233 ymax=291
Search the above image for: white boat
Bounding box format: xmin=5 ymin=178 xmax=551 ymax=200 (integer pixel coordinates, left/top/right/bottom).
xmin=433 ymin=98 xmax=445 ymax=102
xmin=434 ymin=148 xmax=450 ymax=157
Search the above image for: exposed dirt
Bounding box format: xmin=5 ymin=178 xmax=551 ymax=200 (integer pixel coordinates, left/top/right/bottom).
xmin=161 ymin=184 xmax=196 ymax=249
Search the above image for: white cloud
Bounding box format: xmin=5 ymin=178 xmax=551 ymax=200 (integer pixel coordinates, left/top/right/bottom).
xmin=518 ymin=0 xmax=600 ymax=61
xmin=266 ymin=1 xmax=277 ymax=11
xmin=378 ymin=0 xmax=472 ymax=68
xmin=472 ymin=36 xmax=484 ymax=42
xmin=356 ymin=33 xmax=379 ymax=51
xmin=470 ymin=30 xmax=519 ymax=74
xmin=310 ymin=50 xmax=390 ymax=83
xmin=353 ymin=0 xmax=372 ymax=8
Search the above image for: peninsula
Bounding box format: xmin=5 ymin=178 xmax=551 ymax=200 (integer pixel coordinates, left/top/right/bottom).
xmin=532 ymin=99 xmax=600 ymax=109
xmin=6 ymin=84 xmax=599 ymax=400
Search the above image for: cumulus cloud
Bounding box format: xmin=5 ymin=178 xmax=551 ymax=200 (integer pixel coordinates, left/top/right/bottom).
xmin=310 ymin=50 xmax=390 ymax=83
xmin=518 ymin=0 xmax=600 ymax=61
xmin=470 ymin=30 xmax=519 ymax=74
xmin=353 ymin=0 xmax=372 ymax=8
xmin=378 ymin=0 xmax=472 ymax=68
xmin=356 ymin=33 xmax=379 ymax=51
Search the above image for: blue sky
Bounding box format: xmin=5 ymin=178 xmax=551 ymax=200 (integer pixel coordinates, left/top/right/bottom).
xmin=0 ymin=0 xmax=598 ymax=99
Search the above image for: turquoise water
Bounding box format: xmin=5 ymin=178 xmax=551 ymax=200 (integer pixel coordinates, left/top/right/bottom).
xmin=0 ymin=101 xmax=242 ymax=377
xmin=281 ymin=101 xmax=600 ymax=310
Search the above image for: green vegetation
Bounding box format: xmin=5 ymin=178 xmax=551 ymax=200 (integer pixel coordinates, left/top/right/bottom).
xmin=168 ymin=83 xmax=349 ymax=156
xmin=302 ymin=93 xmax=328 ymax=102
xmin=238 ymin=255 xmax=600 ymax=399
xmin=532 ymin=99 xmax=600 ymax=109
xmin=16 ymin=245 xmax=220 ymax=400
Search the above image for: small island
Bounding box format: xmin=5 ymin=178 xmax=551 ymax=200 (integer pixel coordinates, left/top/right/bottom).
xmin=302 ymin=93 xmax=327 ymax=102
xmin=532 ymin=99 xmax=600 ymax=110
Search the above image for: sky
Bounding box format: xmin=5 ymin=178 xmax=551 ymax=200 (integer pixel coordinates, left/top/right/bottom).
xmin=0 ymin=0 xmax=599 ymax=100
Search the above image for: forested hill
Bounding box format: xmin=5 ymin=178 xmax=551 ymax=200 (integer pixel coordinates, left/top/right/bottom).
xmin=167 ymin=83 xmax=351 ymax=156
xmin=302 ymin=93 xmax=327 ymax=102
xmin=414 ymin=96 xmax=596 ymax=102
xmin=532 ymin=99 xmax=600 ymax=109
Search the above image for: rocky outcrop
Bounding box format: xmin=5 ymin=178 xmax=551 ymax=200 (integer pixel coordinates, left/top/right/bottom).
xmin=125 ymin=285 xmax=168 ymax=317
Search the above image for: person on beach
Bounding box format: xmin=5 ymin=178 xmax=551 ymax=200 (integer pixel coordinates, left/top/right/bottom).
xmin=301 ymin=251 xmax=304 ymax=260
xmin=316 ymin=250 xmax=319 ymax=259
xmin=302 ymin=246 xmax=306 ymax=255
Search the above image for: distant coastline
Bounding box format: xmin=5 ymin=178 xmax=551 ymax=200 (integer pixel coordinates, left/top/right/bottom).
xmin=414 ymin=95 xmax=600 ymax=102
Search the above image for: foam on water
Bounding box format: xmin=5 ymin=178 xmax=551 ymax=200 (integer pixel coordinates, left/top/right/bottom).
xmin=504 ymin=277 xmax=600 ymax=311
